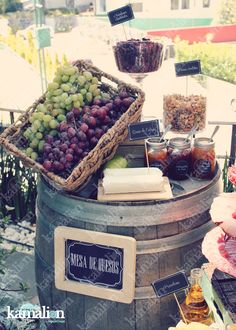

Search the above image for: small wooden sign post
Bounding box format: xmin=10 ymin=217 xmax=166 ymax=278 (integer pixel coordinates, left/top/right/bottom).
xmin=54 ymin=227 xmax=136 ymax=304
xmin=152 ymin=271 xmax=190 ymax=323
xmin=175 ymin=60 xmax=201 ymax=96
xmin=128 ymin=120 xmax=160 ymax=141
xmin=128 ymin=119 xmax=160 ymax=169
xmin=107 ymin=4 xmax=135 ymax=40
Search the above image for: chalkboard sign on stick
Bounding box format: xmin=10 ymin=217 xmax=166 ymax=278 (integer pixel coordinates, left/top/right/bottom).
xmin=55 ymin=227 xmax=136 ymax=303
xmin=128 ymin=120 xmax=160 ymax=141
xmin=152 ymin=271 xmax=189 ymax=298
xmin=175 ymin=60 xmax=201 ymax=77
xmin=108 ymin=5 xmax=134 ymax=26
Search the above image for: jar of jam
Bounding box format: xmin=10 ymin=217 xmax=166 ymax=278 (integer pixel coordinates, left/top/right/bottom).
xmin=191 ymin=138 xmax=216 ymax=180
xmin=145 ymin=138 xmax=168 ymax=174
xmin=167 ymin=137 xmax=191 ymax=180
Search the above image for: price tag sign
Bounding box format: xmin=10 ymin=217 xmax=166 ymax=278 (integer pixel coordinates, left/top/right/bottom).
xmin=108 ymin=4 xmax=134 ymax=26
xmin=152 ymin=271 xmax=189 ymax=298
xmin=175 ymin=60 xmax=201 ymax=77
xmin=55 ymin=227 xmax=136 ymax=304
xmin=128 ymin=120 xmax=160 ymax=141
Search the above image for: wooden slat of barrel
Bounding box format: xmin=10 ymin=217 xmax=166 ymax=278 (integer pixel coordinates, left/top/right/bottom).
xmin=35 ymin=140 xmax=221 ymax=330
xmin=65 ymin=292 xmax=85 ymax=330
xmin=135 ymin=299 xmax=161 ymax=330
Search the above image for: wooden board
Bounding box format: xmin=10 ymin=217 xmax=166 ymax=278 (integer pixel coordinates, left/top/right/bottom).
xmin=97 ymin=177 xmax=173 ymax=202
xmin=54 ymin=227 xmax=136 ymax=304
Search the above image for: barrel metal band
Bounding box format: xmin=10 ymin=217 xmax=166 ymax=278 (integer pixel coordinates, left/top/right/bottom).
xmin=136 ymin=221 xmax=215 ymax=254
xmin=38 ymin=174 xmax=221 ymax=227
xmin=37 ymin=200 xmax=214 ymax=256
xmin=35 ymin=248 xmax=159 ymax=300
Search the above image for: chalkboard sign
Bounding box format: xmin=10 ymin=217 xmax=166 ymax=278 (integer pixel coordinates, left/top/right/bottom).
xmin=175 ymin=60 xmax=201 ymax=77
xmin=152 ymin=271 xmax=189 ymax=298
xmin=128 ymin=120 xmax=160 ymax=141
xmin=55 ymin=227 xmax=136 ymax=303
xmin=108 ymin=5 xmax=134 ymax=26
xmin=65 ymin=239 xmax=123 ymax=290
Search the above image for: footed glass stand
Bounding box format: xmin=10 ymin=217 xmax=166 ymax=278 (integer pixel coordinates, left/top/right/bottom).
xmin=129 ymin=73 xmax=148 ymax=89
xmin=129 ymin=73 xmax=148 ymax=120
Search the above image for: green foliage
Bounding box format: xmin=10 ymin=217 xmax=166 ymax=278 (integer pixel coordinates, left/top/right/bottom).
xmin=2 ymin=28 xmax=68 ymax=82
xmin=175 ymin=40 xmax=236 ymax=84
xmin=222 ymin=154 xmax=234 ymax=193
xmin=219 ymin=0 xmax=236 ymax=24
xmin=0 ymin=0 xmax=22 ymax=14
xmin=54 ymin=15 xmax=74 ymax=33
xmin=8 ymin=11 xmax=33 ymax=33
xmin=0 ymin=132 xmax=37 ymax=223
xmin=19 ymin=282 xmax=30 ymax=292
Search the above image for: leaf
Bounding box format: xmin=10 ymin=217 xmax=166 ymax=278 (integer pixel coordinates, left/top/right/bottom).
xmin=19 ymin=282 xmax=30 ymax=292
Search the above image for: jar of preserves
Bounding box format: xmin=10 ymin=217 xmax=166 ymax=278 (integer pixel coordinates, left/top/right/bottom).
xmin=191 ymin=137 xmax=216 ymax=180
xmin=145 ymin=138 xmax=168 ymax=174
xmin=167 ymin=137 xmax=191 ymax=180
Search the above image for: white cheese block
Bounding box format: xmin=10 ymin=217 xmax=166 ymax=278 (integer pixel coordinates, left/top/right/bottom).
xmin=102 ymin=174 xmax=164 ymax=194
xmin=103 ymin=167 xmax=163 ymax=178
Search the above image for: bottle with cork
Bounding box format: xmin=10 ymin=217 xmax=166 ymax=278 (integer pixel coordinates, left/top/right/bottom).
xmin=180 ymin=268 xmax=214 ymax=325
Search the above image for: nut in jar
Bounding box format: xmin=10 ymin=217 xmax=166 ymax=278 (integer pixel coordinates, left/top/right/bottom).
xmin=163 ymin=94 xmax=206 ymax=133
xmin=191 ymin=138 xmax=216 ymax=180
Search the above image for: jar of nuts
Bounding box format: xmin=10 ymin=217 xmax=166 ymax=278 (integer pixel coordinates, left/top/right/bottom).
xmin=163 ymin=94 xmax=206 ymax=133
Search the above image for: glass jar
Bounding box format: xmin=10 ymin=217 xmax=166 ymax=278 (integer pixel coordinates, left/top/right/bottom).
xmin=191 ymin=138 xmax=216 ymax=180
xmin=163 ymin=94 xmax=207 ymax=134
xmin=145 ymin=138 xmax=168 ymax=174
xmin=113 ymin=38 xmax=165 ymax=73
xmin=167 ymin=137 xmax=191 ymax=180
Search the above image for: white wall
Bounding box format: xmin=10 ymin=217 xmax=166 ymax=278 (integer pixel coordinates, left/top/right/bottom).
xmin=97 ymin=0 xmax=221 ymax=18
xmin=45 ymin=0 xmax=66 ymax=9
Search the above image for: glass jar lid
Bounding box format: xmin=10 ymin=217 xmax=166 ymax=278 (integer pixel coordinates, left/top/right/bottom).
xmin=146 ymin=138 xmax=167 ymax=151
xmin=194 ymin=137 xmax=215 ymax=150
xmin=169 ymin=137 xmax=191 ymax=150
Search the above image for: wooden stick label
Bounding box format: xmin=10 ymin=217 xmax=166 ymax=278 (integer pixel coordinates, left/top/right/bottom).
xmin=128 ymin=120 xmax=160 ymax=141
xmin=175 ymin=60 xmax=201 ymax=77
xmin=108 ymin=5 xmax=134 ymax=26
xmin=152 ymin=271 xmax=189 ymax=298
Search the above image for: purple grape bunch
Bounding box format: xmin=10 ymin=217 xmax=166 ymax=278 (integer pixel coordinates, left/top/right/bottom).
xmin=41 ymin=92 xmax=135 ymax=177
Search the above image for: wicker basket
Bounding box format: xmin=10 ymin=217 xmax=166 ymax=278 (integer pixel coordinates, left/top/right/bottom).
xmin=0 ymin=60 xmax=145 ymax=191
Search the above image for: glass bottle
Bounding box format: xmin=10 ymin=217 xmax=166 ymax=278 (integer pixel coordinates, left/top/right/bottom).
xmin=180 ymin=268 xmax=214 ymax=325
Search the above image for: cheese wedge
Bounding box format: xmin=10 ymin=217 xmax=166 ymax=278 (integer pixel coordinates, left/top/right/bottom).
xmin=104 ymin=167 xmax=163 ymax=177
xmin=102 ymin=174 xmax=164 ymax=194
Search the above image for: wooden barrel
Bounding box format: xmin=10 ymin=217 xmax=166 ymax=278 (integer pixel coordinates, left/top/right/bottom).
xmin=35 ymin=167 xmax=221 ymax=330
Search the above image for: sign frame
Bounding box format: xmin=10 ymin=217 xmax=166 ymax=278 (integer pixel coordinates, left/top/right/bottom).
xmin=152 ymin=271 xmax=189 ymax=298
xmin=54 ymin=226 xmax=136 ymax=304
xmin=108 ymin=4 xmax=134 ymax=26
xmin=175 ymin=60 xmax=201 ymax=77
xmin=128 ymin=119 xmax=160 ymax=141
